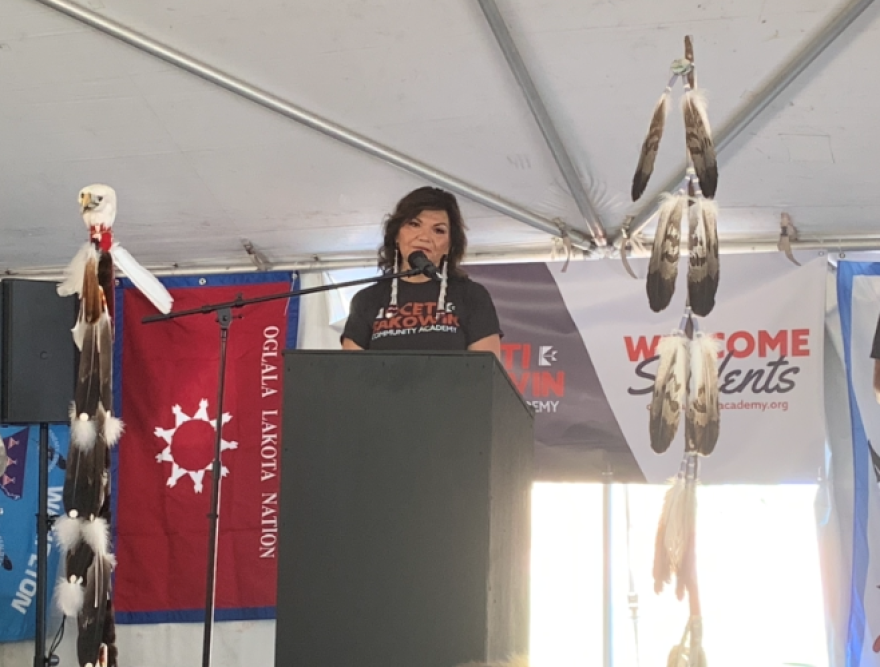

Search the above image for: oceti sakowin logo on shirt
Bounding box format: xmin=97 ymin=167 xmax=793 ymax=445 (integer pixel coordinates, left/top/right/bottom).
xmin=372 ymin=301 xmax=461 ymax=339
xmin=501 ymin=342 xmax=565 ymax=413
xmin=623 ymin=328 xmax=813 ymax=412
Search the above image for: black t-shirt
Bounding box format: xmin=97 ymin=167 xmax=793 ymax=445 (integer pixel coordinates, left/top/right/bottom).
xmin=342 ymin=276 xmax=502 ymax=351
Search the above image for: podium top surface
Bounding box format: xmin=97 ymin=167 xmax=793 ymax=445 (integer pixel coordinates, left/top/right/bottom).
xmin=283 ymin=349 xmax=533 ymax=416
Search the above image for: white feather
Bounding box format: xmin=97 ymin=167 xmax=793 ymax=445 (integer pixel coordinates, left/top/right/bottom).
xmin=656 ymin=332 xmax=688 ymax=377
xmin=698 ymin=197 xmax=718 ymax=221
xmin=82 ymin=518 xmax=109 ymax=556
xmin=102 ymin=411 xmax=124 ymax=447
xmin=664 ymin=478 xmax=696 ymax=570
xmin=56 ymin=577 xmax=85 ymax=617
xmin=110 ymin=242 xmax=173 ymax=314
xmin=54 ymin=515 xmax=84 ymax=552
xmin=689 ymin=333 xmax=721 ymax=398
xmin=682 ymin=88 xmax=713 ymax=134
xmin=71 ymin=413 xmax=97 ymax=452
xmin=71 ymin=310 xmax=87 ymax=351
xmin=656 ymin=191 xmax=687 ymax=224
xmin=57 ymin=243 xmax=96 ymax=298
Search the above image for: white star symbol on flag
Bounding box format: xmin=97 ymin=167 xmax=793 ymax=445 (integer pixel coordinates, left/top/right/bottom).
xmin=154 ymin=399 xmax=237 ymax=493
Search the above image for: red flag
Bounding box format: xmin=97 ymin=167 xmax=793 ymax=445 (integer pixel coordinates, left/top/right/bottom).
xmin=114 ymin=276 xmax=295 ymax=619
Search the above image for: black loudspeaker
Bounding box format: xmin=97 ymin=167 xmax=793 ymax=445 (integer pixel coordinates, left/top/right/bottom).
xmin=0 ymin=279 xmax=77 ymax=423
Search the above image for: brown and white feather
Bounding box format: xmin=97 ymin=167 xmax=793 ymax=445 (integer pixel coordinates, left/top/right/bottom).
xmin=97 ymin=309 xmax=113 ymax=413
xmin=681 ymin=89 xmax=718 ymax=199
xmin=687 ymin=198 xmax=720 ymax=317
xmin=632 ymin=91 xmax=670 ymax=201
xmin=649 ymin=333 xmax=689 ymax=453
xmin=647 ymin=193 xmax=687 ymax=312
xmin=77 ymin=552 xmax=111 ymax=667
xmin=74 ymin=318 xmax=101 ymax=423
xmin=685 ymin=333 xmax=721 ymax=456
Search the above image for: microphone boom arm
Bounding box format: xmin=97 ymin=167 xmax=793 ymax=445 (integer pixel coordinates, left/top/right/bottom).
xmin=141 ymin=267 xmax=424 ymax=324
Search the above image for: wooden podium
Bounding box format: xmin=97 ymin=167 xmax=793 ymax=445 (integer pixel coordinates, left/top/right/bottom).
xmin=276 ymin=351 xmax=534 ymax=667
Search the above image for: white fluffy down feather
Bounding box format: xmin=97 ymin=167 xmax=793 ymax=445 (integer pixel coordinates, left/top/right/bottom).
xmin=56 ymin=577 xmax=85 ymax=617
xmin=103 ymin=412 xmax=124 ymax=447
xmin=98 ymin=405 xmax=124 ymax=446
xmin=54 ymin=514 xmax=84 ymax=553
xmin=82 ymin=518 xmax=110 ymax=556
xmin=71 ymin=413 xmax=97 ymax=452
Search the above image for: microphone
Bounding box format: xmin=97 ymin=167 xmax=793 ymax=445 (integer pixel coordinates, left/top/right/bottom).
xmin=407 ymin=251 xmax=442 ymax=281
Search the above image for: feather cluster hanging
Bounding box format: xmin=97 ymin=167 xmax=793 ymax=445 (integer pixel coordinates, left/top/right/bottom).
xmin=55 ymin=184 xmax=172 ymax=667
xmin=652 ymin=465 xmax=697 ymax=601
xmin=631 ymin=45 xmax=721 ymax=316
xmin=649 ymin=319 xmax=719 ymax=667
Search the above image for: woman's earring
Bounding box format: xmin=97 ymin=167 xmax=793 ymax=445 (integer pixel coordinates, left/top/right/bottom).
xmin=388 ymin=246 xmax=399 ymax=317
xmin=437 ymin=255 xmax=448 ymax=315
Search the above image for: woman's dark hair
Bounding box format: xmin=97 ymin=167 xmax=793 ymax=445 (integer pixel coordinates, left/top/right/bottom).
xmin=378 ymin=186 xmax=468 ymax=277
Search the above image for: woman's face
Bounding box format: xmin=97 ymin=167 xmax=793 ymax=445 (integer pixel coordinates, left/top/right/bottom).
xmin=396 ymin=209 xmax=451 ymax=270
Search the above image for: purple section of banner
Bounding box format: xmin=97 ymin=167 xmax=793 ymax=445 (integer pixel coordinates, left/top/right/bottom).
xmin=1 ymin=428 xmax=29 ymax=500
xmin=468 ymin=263 xmax=644 ymax=482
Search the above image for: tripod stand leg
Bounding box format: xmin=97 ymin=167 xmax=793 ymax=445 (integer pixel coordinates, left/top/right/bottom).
xmin=202 ymin=307 xmax=233 ymax=667
xmin=33 ymin=423 xmax=49 ymax=667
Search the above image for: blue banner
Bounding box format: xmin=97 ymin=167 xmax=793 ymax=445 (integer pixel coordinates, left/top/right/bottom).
xmin=0 ymin=424 xmax=69 ymax=642
xmin=836 ymin=261 xmax=880 ymax=666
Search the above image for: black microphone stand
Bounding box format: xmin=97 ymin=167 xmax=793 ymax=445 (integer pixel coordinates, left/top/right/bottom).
xmin=141 ymin=265 xmax=424 ymax=667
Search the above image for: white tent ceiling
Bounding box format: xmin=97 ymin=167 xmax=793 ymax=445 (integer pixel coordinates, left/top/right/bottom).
xmin=1 ymin=0 xmax=878 ymax=273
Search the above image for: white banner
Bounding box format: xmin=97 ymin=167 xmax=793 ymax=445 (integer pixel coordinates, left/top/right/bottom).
xmin=552 ymin=253 xmax=826 ymax=483
xmin=470 ymin=253 xmax=827 ymax=483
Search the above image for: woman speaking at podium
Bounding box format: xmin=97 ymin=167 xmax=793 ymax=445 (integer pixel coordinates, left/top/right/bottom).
xmin=341 ymin=187 xmax=502 ymax=359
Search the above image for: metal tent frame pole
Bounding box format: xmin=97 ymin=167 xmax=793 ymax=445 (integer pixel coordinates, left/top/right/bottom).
xmin=33 ymin=0 xmax=592 ymax=250
xmin=3 ymin=233 xmax=880 ymax=279
xmin=476 ymin=0 xmax=606 ymax=245
xmin=602 ymin=469 xmax=614 ymax=667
